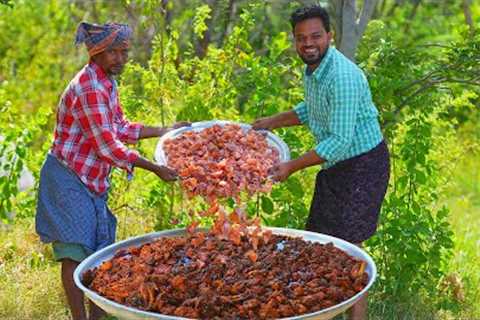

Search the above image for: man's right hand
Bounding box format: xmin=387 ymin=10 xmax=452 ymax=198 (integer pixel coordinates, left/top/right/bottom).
xmin=133 ymin=156 xmax=178 ymax=181
xmin=252 ymin=116 xmax=275 ymax=130
xmin=252 ymin=111 xmax=302 ymax=131
xmin=154 ymin=165 xmax=178 ymax=181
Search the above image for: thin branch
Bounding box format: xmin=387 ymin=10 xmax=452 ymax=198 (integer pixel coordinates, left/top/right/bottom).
xmin=444 ymin=77 xmax=480 ymax=86
xmin=384 ymin=80 xmax=442 ymax=130
xmin=397 ymin=58 xmax=471 ymax=93
xmin=400 ymin=79 xmax=442 ymax=108
xmin=397 ymin=70 xmax=443 ymax=93
xmin=111 ymin=203 xmax=140 ymax=212
xmin=416 ymin=43 xmax=455 ymax=49
xmin=384 ymin=73 xmax=480 ymax=130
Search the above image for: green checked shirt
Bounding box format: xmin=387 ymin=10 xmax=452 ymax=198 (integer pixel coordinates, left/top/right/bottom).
xmin=294 ymin=47 xmax=383 ymax=169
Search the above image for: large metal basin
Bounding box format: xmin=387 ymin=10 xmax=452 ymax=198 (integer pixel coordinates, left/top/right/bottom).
xmin=154 ymin=120 xmax=291 ymax=166
xmin=74 ymin=228 xmax=377 ymax=320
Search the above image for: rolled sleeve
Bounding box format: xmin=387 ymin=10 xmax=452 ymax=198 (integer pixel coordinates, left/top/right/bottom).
xmin=314 ymin=135 xmax=350 ymax=162
xmin=315 ymin=73 xmax=361 ymax=162
xmin=115 ymin=107 xmax=143 ymax=144
xmin=73 ymin=90 xmax=139 ymax=172
xmin=95 ymin=130 xmax=139 ymax=172
xmin=117 ymin=121 xmax=143 ymax=144
xmin=293 ymin=101 xmax=309 ymax=124
xmin=125 ymin=148 xmax=140 ymax=172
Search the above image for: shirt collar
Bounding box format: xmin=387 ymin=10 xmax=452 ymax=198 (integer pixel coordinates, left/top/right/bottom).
xmin=305 ymin=46 xmax=334 ymax=81
xmin=88 ymin=60 xmax=113 ymax=91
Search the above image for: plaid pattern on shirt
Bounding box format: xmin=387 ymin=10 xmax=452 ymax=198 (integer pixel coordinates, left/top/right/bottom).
xmin=51 ymin=61 xmax=142 ymax=194
xmin=294 ymin=47 xmax=383 ymax=168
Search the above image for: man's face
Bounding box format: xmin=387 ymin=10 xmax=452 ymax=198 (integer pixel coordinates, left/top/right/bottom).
xmin=93 ymin=45 xmax=129 ymax=76
xmin=294 ymin=18 xmax=332 ymax=69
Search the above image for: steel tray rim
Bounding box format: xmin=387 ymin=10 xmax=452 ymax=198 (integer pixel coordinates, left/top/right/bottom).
xmin=154 ymin=120 xmax=291 ymax=166
xmin=74 ymin=227 xmax=377 ymax=320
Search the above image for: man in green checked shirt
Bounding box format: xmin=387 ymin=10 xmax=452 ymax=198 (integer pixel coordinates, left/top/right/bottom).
xmin=253 ymin=5 xmax=390 ymax=320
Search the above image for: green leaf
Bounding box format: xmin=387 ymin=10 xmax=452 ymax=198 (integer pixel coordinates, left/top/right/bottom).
xmin=261 ymin=196 xmax=274 ymax=214
xmin=286 ymin=177 xmax=304 ymax=198
xmin=415 ymin=170 xmax=427 ymax=184
xmin=193 ymin=5 xmax=212 ymax=39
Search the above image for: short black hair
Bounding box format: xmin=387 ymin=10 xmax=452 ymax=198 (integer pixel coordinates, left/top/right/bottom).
xmin=290 ymin=5 xmax=330 ymax=32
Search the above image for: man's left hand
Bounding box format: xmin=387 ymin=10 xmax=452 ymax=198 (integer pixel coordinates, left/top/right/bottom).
xmin=158 ymin=122 xmax=191 ymax=137
xmin=269 ymin=162 xmax=293 ymax=182
xmin=172 ymin=121 xmax=191 ymax=129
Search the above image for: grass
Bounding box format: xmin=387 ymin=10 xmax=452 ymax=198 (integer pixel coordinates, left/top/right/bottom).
xmin=0 ymin=144 xmax=478 ymax=320
xmin=0 ymin=211 xmax=155 ymax=320
xmin=442 ymin=151 xmax=480 ymax=318
xmin=0 ymin=221 xmax=68 ymax=320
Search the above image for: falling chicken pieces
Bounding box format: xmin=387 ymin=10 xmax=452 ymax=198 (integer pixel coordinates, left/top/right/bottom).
xmin=164 ymin=123 xmax=281 ymax=243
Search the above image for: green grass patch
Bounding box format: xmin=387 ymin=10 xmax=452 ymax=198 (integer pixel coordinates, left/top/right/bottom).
xmin=0 ymin=213 xmax=155 ymax=320
xmin=0 ymin=221 xmax=68 ymax=320
xmin=443 ymin=151 xmax=480 ymax=318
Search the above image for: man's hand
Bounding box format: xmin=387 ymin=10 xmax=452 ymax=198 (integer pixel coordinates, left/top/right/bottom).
xmin=252 ymin=111 xmax=302 ymax=131
xmin=269 ymin=151 xmax=325 ymax=182
xmin=153 ymin=165 xmax=178 ymax=181
xmin=252 ymin=116 xmax=275 ymax=131
xmin=269 ymin=162 xmax=293 ymax=182
xmin=133 ymin=156 xmax=179 ymax=181
xmin=172 ymin=121 xmax=191 ymax=129
xmin=158 ymin=122 xmax=192 ymax=137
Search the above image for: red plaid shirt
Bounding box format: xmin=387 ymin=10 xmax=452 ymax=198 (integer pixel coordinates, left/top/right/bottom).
xmin=51 ymin=61 xmax=142 ymax=194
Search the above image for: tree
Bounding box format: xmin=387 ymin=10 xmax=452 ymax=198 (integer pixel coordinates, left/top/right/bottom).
xmin=463 ymin=0 xmax=475 ymax=35
xmin=329 ymin=0 xmax=378 ymax=61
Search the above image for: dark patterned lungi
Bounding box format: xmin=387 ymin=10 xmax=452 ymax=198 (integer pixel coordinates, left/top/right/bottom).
xmin=306 ymin=140 xmax=390 ymax=243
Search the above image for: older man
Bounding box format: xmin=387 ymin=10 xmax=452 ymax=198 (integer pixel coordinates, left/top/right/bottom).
xmin=35 ymin=22 xmax=187 ymax=320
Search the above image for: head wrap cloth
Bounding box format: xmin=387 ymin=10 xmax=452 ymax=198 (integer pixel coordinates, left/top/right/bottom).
xmin=75 ymin=22 xmax=132 ymax=57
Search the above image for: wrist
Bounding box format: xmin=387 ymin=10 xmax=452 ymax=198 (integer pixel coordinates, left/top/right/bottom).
xmin=158 ymin=126 xmax=170 ymax=137
xmin=266 ymin=117 xmax=279 ymax=130
xmin=285 ymin=160 xmax=297 ymax=175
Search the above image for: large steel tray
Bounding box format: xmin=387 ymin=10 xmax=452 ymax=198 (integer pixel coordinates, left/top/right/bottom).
xmin=154 ymin=120 xmax=291 ymax=166
xmin=74 ymin=228 xmax=377 ymax=320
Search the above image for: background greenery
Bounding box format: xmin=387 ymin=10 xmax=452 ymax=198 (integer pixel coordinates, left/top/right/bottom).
xmin=0 ymin=0 xmax=478 ymax=319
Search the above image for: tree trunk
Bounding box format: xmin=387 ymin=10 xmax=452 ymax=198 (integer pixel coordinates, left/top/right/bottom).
xmin=330 ymin=0 xmax=344 ymax=52
xmin=330 ymin=0 xmax=378 ymax=62
xmin=404 ymin=0 xmax=422 ymax=34
xmin=195 ymin=0 xmax=218 ymax=58
xmin=218 ymin=0 xmax=238 ymax=47
xmin=338 ymin=0 xmax=358 ymax=61
xmin=386 ymin=0 xmax=405 ymax=17
xmin=378 ymin=0 xmax=388 ymax=17
xmin=462 ymin=0 xmax=474 ymax=35
xmin=161 ymin=0 xmax=172 ymax=36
